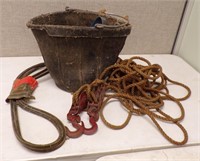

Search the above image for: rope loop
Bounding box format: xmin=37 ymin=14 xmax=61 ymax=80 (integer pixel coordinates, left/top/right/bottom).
xmin=72 ymin=56 xmax=191 ymax=145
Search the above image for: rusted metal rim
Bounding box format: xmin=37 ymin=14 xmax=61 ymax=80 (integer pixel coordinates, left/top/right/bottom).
xmin=26 ymin=8 xmax=132 ymax=38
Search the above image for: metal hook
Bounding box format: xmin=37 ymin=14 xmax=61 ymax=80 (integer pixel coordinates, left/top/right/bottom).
xmin=83 ymin=117 xmax=98 ymax=135
xmin=65 ymin=121 xmax=84 ymax=138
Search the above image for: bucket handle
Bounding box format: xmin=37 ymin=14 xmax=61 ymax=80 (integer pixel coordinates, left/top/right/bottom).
xmin=65 ymin=7 xmax=130 ymax=29
xmin=95 ymin=9 xmax=130 ymax=29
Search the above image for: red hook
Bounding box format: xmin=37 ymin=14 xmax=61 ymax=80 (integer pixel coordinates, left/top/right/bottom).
xmin=83 ymin=117 xmax=98 ymax=135
xmin=65 ymin=121 xmax=84 ymax=138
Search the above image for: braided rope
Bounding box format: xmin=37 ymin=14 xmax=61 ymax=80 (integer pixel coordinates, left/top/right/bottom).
xmin=72 ymin=56 xmax=191 ymax=145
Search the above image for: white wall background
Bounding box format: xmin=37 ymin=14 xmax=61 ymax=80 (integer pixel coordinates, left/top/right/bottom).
xmin=1 ymin=0 xmax=199 ymax=73
xmin=177 ymin=0 xmax=200 ymax=72
xmin=0 ymin=0 xmax=186 ymax=56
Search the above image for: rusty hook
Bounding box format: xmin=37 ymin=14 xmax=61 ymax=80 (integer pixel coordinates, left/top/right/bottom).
xmin=65 ymin=121 xmax=84 ymax=138
xmin=83 ymin=117 xmax=98 ymax=135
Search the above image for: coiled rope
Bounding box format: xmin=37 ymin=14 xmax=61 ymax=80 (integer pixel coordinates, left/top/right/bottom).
xmin=72 ymin=56 xmax=191 ymax=145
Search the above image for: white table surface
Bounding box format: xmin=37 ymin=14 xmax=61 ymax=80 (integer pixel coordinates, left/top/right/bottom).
xmin=0 ymin=55 xmax=200 ymax=161
xmin=97 ymin=145 xmax=200 ymax=161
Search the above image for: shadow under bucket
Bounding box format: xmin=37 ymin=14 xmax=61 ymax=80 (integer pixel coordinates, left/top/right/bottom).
xmin=27 ymin=8 xmax=131 ymax=92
